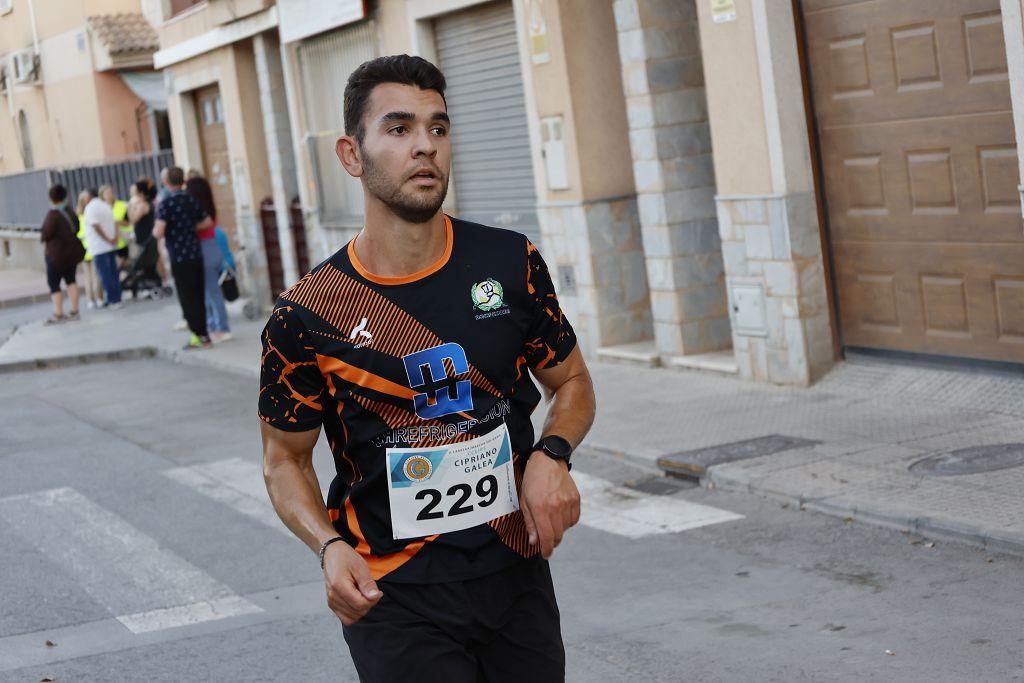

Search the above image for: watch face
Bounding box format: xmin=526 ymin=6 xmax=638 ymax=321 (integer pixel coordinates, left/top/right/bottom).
xmin=542 ymin=436 xmax=572 ymax=459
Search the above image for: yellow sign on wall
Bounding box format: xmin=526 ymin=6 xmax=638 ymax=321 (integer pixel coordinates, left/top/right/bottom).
xmin=711 ymin=0 xmax=737 ymax=24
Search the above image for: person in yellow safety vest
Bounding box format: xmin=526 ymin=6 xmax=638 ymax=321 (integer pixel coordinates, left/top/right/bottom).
xmin=100 ymin=185 xmax=133 ymax=266
xmin=76 ymin=188 xmax=105 ymax=309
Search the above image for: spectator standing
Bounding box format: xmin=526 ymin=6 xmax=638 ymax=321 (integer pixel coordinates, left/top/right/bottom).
xmin=84 ymin=184 xmax=123 ymax=309
xmin=102 ymin=185 xmax=132 ymax=266
xmin=154 ymin=166 xmax=212 ymax=349
xmin=128 ymin=177 xmax=161 ymax=285
xmin=185 ymin=173 xmax=232 ymax=343
xmin=76 ymin=189 xmax=104 ymax=309
xmin=39 ymin=184 xmax=84 ymax=323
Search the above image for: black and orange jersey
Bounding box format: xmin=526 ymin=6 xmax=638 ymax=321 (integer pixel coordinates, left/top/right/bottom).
xmin=259 ymin=215 xmax=577 ymax=584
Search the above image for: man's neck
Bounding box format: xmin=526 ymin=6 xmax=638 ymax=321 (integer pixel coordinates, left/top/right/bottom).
xmin=354 ymin=203 xmax=447 ymax=278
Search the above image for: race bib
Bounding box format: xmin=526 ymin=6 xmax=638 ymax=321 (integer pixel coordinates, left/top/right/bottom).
xmin=386 ymin=423 xmax=519 ymax=540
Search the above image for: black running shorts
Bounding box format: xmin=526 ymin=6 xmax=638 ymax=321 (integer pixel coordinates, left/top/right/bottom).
xmin=343 ymin=557 xmax=565 ymax=683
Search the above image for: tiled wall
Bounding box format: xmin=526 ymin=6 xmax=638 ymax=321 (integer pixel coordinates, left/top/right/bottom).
xmin=615 ymin=0 xmax=731 ymax=356
xmin=718 ymin=192 xmax=833 ymax=385
xmin=538 ymin=196 xmax=652 ymax=356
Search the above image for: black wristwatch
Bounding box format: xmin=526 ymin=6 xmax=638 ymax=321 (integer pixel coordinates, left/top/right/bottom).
xmin=532 ymin=435 xmax=573 ymax=470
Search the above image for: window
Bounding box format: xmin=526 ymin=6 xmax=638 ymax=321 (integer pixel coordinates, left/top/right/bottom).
xmin=201 ymin=94 xmax=223 ymax=126
xmin=168 ymin=0 xmax=204 ymax=19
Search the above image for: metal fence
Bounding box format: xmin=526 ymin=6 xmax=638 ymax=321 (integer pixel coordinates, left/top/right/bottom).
xmin=0 ymin=169 xmax=51 ymax=228
xmin=0 ymin=150 xmax=175 ymax=229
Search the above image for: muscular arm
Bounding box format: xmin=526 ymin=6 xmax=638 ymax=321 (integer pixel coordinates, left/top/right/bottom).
xmin=519 ymin=345 xmax=596 ymax=558
xmin=532 ymin=345 xmax=596 ymax=450
xmin=260 ymin=423 xmax=333 ymax=552
xmin=261 ymin=422 xmax=382 ymax=624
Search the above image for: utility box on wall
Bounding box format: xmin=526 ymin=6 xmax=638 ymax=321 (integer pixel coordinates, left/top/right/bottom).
xmin=540 ymin=116 xmax=569 ymax=191
xmin=729 ymin=282 xmax=768 ymax=337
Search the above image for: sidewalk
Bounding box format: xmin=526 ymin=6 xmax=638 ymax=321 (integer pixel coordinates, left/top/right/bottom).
xmin=0 ymin=269 xmax=50 ymax=309
xmin=2 ymin=283 xmax=1023 ymax=557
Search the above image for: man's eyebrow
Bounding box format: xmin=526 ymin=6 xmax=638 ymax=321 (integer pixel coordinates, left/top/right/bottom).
xmin=377 ymin=111 xmax=450 ymax=125
xmin=379 ymin=111 xmax=415 ymax=124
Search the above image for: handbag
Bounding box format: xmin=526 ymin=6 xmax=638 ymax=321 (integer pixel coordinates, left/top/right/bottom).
xmin=219 ymin=267 xmax=239 ymax=302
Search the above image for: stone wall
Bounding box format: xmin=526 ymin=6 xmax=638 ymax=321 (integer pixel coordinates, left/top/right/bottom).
xmin=538 ymin=196 xmax=651 ymax=356
xmin=614 ymin=0 xmax=731 ymax=357
xmin=718 ymin=192 xmax=832 ymax=385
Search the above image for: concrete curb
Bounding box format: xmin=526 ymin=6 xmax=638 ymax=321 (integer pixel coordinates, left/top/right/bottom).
xmin=155 ymin=347 xmax=260 ymax=380
xmin=0 ymin=345 xmax=263 ymax=381
xmin=0 ymin=292 xmax=51 ymax=310
xmin=706 ymin=464 xmax=1024 ymax=558
xmin=0 ymin=347 xmax=158 ymax=374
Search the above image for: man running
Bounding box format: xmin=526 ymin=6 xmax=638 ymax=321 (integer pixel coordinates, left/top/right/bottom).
xmin=260 ymin=54 xmax=596 ymax=682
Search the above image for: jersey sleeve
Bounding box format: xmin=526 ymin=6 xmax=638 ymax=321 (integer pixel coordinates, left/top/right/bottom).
xmin=259 ymin=304 xmax=326 ymax=432
xmin=523 ymin=239 xmax=577 ymax=369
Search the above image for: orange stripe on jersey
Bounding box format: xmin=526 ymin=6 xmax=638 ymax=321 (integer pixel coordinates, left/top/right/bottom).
xmin=348 ymin=215 xmax=454 ymax=286
xmin=282 ymin=261 xmax=504 ymax=399
xmin=318 ymin=355 xmax=418 ymax=401
xmin=344 ymin=498 xmax=438 ymax=581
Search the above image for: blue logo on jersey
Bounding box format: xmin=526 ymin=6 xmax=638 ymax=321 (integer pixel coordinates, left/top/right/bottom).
xmin=402 ymin=343 xmax=474 ymax=419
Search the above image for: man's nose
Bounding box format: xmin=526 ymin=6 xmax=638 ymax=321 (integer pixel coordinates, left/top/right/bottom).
xmin=411 ymin=127 xmax=437 ymax=157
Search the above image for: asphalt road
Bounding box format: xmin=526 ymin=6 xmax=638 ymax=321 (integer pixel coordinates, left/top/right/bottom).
xmin=0 ymin=359 xmax=1022 ymax=682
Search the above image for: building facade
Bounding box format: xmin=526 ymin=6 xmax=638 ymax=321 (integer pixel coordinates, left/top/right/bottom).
xmin=0 ymin=0 xmax=164 ymax=175
xmin=156 ymin=0 xmax=1024 ymax=385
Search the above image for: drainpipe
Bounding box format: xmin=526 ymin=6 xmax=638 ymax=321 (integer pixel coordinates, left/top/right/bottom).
xmin=253 ymin=33 xmax=299 ymax=287
xmin=27 ymin=0 xmax=40 ymax=55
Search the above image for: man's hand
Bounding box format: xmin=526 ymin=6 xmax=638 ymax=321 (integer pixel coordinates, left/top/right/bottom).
xmin=520 ymin=454 xmax=581 ymax=558
xmin=322 ymin=541 xmax=383 ymax=626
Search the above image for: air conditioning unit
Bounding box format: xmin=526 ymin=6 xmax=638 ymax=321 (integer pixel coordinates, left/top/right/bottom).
xmin=11 ymin=49 xmax=39 ymax=84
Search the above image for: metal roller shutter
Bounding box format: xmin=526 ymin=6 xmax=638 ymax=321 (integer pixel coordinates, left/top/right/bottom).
xmin=435 ymin=1 xmax=540 ymax=243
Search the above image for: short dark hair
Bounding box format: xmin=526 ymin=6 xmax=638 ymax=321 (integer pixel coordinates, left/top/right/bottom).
xmin=167 ymin=166 xmax=185 ymax=186
xmin=344 ymin=55 xmax=447 ymax=143
xmin=135 ymin=176 xmax=157 ymax=201
xmin=48 ymin=184 xmax=67 ymax=203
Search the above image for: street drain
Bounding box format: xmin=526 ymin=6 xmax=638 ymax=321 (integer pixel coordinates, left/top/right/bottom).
xmin=909 ymin=444 xmax=1024 ymax=476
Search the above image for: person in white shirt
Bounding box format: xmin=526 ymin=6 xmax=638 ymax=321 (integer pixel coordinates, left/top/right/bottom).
xmin=83 ymin=184 xmax=123 ymax=308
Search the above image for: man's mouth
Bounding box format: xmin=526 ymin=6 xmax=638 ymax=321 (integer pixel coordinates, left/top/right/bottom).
xmin=409 ymin=169 xmax=440 ymax=186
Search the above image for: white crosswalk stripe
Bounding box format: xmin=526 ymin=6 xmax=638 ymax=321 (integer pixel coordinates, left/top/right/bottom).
xmin=162 ymin=457 xmax=328 ymax=536
xmin=571 ymin=471 xmax=744 ymax=538
xmin=163 ymin=457 xmax=288 ymax=533
xmin=164 ymin=457 xmax=742 ymax=541
xmin=0 ymin=487 xmax=262 ymax=634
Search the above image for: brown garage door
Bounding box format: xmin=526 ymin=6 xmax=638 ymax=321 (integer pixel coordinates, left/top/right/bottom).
xmin=804 ymin=0 xmax=1024 ymax=362
xmin=194 ymin=84 xmax=236 ymax=243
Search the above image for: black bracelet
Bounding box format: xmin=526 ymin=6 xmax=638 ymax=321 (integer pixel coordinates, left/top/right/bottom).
xmin=318 ymin=536 xmax=346 ymax=570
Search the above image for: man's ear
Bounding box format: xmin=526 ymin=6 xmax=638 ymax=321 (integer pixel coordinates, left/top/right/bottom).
xmin=336 ymin=136 xmax=363 ymax=178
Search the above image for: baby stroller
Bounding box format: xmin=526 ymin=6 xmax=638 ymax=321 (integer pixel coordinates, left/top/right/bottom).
xmin=121 ymin=236 xmax=172 ymax=300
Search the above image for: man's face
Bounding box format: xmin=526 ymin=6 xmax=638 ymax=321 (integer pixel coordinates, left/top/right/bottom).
xmin=356 ymin=83 xmax=451 ymax=224
xmin=101 ymin=188 xmax=114 ymax=204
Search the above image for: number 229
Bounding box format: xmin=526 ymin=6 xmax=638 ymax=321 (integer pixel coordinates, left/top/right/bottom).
xmin=415 ymin=475 xmax=499 ymax=520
